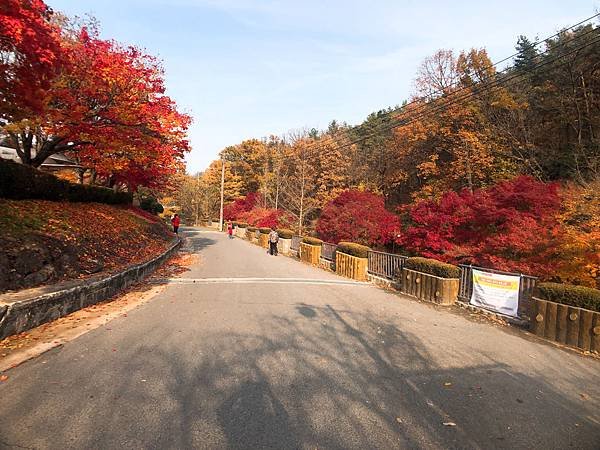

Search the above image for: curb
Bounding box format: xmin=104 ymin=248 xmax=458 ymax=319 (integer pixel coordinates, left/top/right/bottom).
xmin=0 ymin=238 xmax=181 ymax=340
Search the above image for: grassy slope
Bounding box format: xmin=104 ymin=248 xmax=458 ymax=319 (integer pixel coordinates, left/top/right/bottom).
xmin=0 ymin=200 xmax=173 ymax=292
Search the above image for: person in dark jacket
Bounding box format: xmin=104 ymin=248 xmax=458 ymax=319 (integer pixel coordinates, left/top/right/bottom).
xmin=268 ymin=227 xmax=279 ymax=255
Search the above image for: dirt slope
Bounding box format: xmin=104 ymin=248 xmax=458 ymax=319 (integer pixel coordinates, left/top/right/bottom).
xmin=0 ymin=200 xmax=173 ymax=293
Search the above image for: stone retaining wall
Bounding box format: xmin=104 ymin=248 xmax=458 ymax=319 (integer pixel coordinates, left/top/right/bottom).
xmin=0 ymin=238 xmax=181 ymax=340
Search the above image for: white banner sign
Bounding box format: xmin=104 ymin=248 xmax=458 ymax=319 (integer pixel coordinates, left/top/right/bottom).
xmin=470 ymin=269 xmax=520 ymax=317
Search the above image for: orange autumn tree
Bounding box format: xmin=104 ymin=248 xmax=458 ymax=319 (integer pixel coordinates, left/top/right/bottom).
xmin=391 ymin=48 xmax=518 ymax=200
xmin=555 ymin=180 xmax=600 ymax=288
xmin=4 ymin=25 xmax=190 ymax=189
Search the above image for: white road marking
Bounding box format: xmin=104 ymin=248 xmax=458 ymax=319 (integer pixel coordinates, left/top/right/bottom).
xmin=151 ymin=277 xmax=369 ymax=286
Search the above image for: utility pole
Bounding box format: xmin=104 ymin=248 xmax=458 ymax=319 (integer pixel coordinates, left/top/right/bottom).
xmin=195 ymin=172 xmax=200 ymax=226
xmin=219 ymin=157 xmax=225 ymax=232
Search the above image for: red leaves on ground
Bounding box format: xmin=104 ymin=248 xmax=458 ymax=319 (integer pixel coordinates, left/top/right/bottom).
xmin=1 ymin=199 xmax=172 ymax=281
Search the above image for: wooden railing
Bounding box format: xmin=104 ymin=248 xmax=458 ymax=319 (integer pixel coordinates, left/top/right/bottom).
xmin=458 ymin=264 xmax=538 ymax=318
xmin=367 ymin=251 xmax=407 ymax=280
xmin=321 ymin=242 xmax=338 ymax=261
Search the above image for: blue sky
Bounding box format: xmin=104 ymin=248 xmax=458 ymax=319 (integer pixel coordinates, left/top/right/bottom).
xmin=49 ymin=0 xmax=599 ymax=173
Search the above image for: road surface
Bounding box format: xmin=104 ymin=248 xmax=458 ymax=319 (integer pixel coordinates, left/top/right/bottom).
xmin=0 ymin=228 xmax=599 ymax=449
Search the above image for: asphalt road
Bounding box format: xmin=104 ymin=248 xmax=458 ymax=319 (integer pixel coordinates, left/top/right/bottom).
xmin=0 ymin=228 xmax=599 ymax=449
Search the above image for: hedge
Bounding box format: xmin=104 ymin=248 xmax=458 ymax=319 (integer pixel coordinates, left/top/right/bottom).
xmin=336 ymin=241 xmax=371 ymax=259
xmin=236 ymin=222 xmax=248 ymax=228
xmin=536 ymin=282 xmax=600 ymax=313
xmin=277 ymin=228 xmax=294 ymax=239
xmin=259 ymin=227 xmax=272 ymax=234
xmin=404 ymin=257 xmax=460 ymax=279
xmin=139 ymin=196 xmax=163 ymax=215
xmin=302 ymin=236 xmax=323 ymax=246
xmin=247 ymin=226 xmax=257 ymax=232
xmin=0 ymin=158 xmax=132 ymax=204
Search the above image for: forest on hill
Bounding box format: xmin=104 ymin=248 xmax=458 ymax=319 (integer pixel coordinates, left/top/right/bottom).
xmin=172 ymin=23 xmax=600 ymax=287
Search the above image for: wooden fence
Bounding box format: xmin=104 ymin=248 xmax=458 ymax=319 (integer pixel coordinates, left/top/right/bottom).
xmin=458 ymin=265 xmax=538 ymax=318
xmin=300 ymin=242 xmax=321 ymax=265
xmin=530 ymin=298 xmax=600 ymax=353
xmin=336 ymin=252 xmax=368 ymax=281
xmin=367 ymin=251 xmax=407 ymax=280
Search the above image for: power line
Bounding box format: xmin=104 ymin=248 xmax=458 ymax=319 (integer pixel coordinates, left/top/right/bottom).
xmin=298 ymin=13 xmax=600 ymax=154
xmin=299 ymin=22 xmax=600 ymax=155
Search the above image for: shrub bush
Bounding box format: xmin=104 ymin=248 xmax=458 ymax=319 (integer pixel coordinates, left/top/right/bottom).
xmin=404 ymin=257 xmax=460 ymax=279
xmin=139 ymin=196 xmax=164 ymax=215
xmin=536 ymin=282 xmax=600 ymax=312
xmin=259 ymin=227 xmax=271 ymax=234
xmin=0 ymin=158 xmax=132 ymax=204
xmin=236 ymin=222 xmax=248 ymax=228
xmin=302 ymin=236 xmax=323 ymax=246
xmin=277 ymin=228 xmax=294 ymax=239
xmin=247 ymin=226 xmax=257 ymax=232
xmin=336 ymin=241 xmax=371 ymax=258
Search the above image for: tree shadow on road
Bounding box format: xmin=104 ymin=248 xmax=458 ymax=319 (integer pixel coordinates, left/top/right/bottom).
xmin=2 ymin=301 xmax=599 ymax=449
xmin=121 ymin=306 xmax=600 ymax=449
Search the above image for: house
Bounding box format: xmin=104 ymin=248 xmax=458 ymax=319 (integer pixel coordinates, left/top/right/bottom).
xmin=0 ymin=145 xmax=82 ymax=172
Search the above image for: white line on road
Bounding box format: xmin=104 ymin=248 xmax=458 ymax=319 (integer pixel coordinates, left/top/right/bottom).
xmin=151 ymin=277 xmax=370 ymax=286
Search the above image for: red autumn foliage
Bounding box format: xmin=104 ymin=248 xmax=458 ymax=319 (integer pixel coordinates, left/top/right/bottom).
xmin=223 ymin=192 xmax=259 ymax=220
xmin=0 ymin=0 xmax=63 ymax=118
xmin=238 ymin=207 xmax=295 ymax=229
xmin=398 ymin=176 xmax=563 ymax=277
xmin=5 ymin=26 xmax=190 ymax=190
xmin=316 ymin=190 xmax=401 ymax=246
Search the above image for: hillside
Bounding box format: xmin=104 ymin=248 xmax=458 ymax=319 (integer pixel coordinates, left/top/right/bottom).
xmin=0 ymin=200 xmax=174 ymax=293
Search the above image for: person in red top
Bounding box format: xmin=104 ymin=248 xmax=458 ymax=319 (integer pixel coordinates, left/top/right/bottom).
xmin=227 ymin=221 xmax=233 ymax=239
xmin=171 ymin=214 xmax=180 ymax=234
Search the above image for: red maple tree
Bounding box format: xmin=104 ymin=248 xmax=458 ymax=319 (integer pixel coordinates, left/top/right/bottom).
xmin=0 ymin=0 xmax=63 ymax=119
xmin=223 ymin=192 xmax=259 ymax=220
xmin=316 ymin=190 xmax=401 ymax=246
xmin=5 ymin=26 xmax=190 ymax=189
xmin=399 ymin=176 xmax=563 ymax=277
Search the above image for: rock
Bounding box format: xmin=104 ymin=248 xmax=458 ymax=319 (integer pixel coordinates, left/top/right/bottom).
xmin=23 ymin=265 xmax=56 ymax=288
xmin=86 ymin=259 xmax=104 ymax=274
xmin=14 ymin=248 xmax=45 ymax=275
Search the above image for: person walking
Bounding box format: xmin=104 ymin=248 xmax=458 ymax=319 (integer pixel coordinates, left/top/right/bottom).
xmin=268 ymin=227 xmax=279 ymax=256
xmin=227 ymin=221 xmax=234 ymax=239
xmin=171 ymin=213 xmax=180 ymax=234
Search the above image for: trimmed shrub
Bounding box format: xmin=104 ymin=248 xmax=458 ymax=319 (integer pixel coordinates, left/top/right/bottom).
xmin=139 ymin=196 xmax=164 ymax=215
xmin=536 ymin=282 xmax=600 ymax=312
xmin=0 ymin=158 xmax=132 ymax=204
xmin=302 ymin=236 xmax=323 ymax=246
xmin=277 ymin=228 xmax=294 ymax=239
xmin=236 ymin=222 xmax=248 ymax=228
xmin=259 ymin=227 xmax=271 ymax=234
xmin=247 ymin=226 xmax=257 ymax=232
xmin=404 ymin=257 xmax=460 ymax=279
xmin=336 ymin=242 xmax=371 ymax=259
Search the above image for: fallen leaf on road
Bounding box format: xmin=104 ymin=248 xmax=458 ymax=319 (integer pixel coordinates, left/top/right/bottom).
xmin=444 ymin=382 xmax=452 ymax=387
xmin=443 ymin=422 xmax=456 ymax=427
xmin=579 ymin=393 xmax=589 ymax=401
xmin=396 ymin=417 xmax=403 ymax=424
xmin=0 ymin=375 xmax=8 ymax=382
